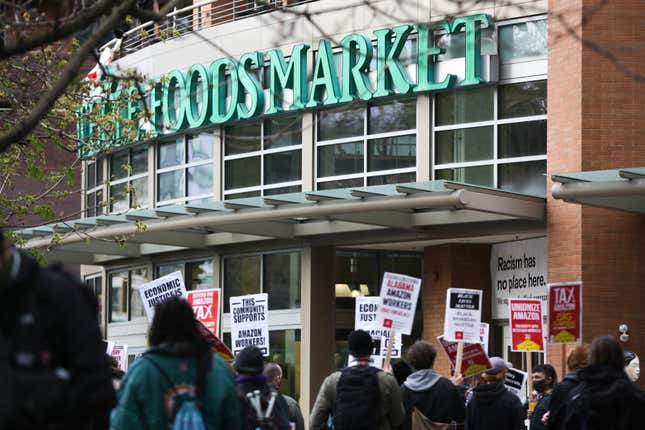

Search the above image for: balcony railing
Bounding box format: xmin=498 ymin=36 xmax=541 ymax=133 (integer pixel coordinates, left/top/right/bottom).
xmin=102 ymin=0 xmax=317 ymax=55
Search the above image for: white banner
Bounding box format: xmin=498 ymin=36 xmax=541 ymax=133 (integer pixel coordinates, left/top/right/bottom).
xmin=111 ymin=344 xmax=129 ymax=372
xmin=490 ymin=237 xmax=547 ymax=319
xmin=377 ymin=272 xmax=422 ymax=335
xmin=138 ymin=271 xmax=187 ymax=322
xmin=355 ymin=297 xmax=402 ymax=367
xmin=443 ymin=288 xmax=483 ymax=343
xmin=230 ymin=293 xmax=269 ymax=357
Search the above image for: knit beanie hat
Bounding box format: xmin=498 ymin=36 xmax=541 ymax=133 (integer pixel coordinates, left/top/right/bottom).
xmin=234 ymin=345 xmax=265 ymax=375
xmin=348 ymin=330 xmax=374 ymax=358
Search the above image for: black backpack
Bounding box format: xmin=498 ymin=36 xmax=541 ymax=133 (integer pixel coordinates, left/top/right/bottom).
xmin=240 ymin=384 xmax=289 ymax=430
xmin=333 ymin=363 xmax=381 ymax=430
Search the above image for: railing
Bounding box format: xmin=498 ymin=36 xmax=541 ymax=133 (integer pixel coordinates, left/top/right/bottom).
xmin=101 ymin=0 xmax=317 ymax=55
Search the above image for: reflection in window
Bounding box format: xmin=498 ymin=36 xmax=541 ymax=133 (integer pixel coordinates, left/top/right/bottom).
xmin=109 ymin=267 xmax=150 ymax=323
xmin=498 ymin=160 xmax=546 ymax=196
xmin=157 ymin=134 xmax=214 ymax=205
xmin=155 ymin=260 xmax=213 ymax=291
xmin=499 ymin=19 xmax=547 ymax=62
xmin=224 ymin=114 xmax=302 ymax=198
xmin=108 ymin=146 xmax=149 ymax=213
xmin=316 ymin=99 xmax=416 ymax=190
xmin=85 ymin=159 xmax=104 ymax=217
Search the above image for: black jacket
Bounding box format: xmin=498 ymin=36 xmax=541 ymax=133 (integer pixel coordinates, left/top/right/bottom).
xmin=563 ymin=364 xmax=645 ymax=430
xmin=400 ymin=369 xmax=465 ymax=429
xmin=0 ymin=251 xmax=115 ymax=430
xmin=465 ymin=382 xmax=524 ymax=430
xmin=530 ymin=391 xmax=552 ymax=430
xmin=548 ymin=370 xmax=581 ymax=430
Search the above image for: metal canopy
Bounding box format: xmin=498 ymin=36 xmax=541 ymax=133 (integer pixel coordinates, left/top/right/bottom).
xmin=551 ymin=167 xmax=645 ymax=214
xmin=15 ymin=181 xmax=546 ymax=263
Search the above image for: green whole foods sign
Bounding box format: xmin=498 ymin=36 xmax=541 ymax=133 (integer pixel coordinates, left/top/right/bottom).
xmin=78 ymin=14 xmax=492 ymax=156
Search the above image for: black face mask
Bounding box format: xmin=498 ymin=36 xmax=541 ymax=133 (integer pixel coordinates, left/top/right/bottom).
xmin=533 ymin=379 xmax=548 ymax=393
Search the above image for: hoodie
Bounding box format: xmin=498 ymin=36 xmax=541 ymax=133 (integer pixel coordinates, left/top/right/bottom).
xmin=562 ymin=364 xmax=645 ymax=430
xmin=465 ymin=382 xmax=524 ymax=430
xmin=400 ymin=369 xmax=465 ymax=430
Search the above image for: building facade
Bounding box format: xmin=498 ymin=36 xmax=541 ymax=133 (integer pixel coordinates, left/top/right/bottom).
xmin=16 ymin=0 xmax=645 ymax=420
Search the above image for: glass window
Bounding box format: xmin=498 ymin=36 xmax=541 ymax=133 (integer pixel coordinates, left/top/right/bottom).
xmin=435 ymin=126 xmax=493 ymax=164
xmin=186 ymin=260 xmax=213 ymax=290
xmin=108 ymin=147 xmax=149 ymax=213
xmin=499 ymin=80 xmax=547 ymax=118
xmin=435 ymin=165 xmax=494 ymax=187
xmin=435 ymin=87 xmax=494 ymax=126
xmin=317 ymin=105 xmax=364 ymax=141
xmin=368 ymin=99 xmax=416 ymax=134
xmin=156 ymin=263 xmax=183 ymax=278
xmin=316 ymin=99 xmax=417 ymax=190
xmin=436 ymin=27 xmax=497 ymax=61
xmin=367 ymin=172 xmax=416 ymax=186
xmin=268 ymin=329 xmax=301 ymax=400
xmin=499 ymin=19 xmax=547 ymax=62
xmin=367 ymin=135 xmax=416 ymax=171
xmin=264 ymin=185 xmax=302 ymax=196
xmin=264 ymin=252 xmax=300 ymax=310
xmin=157 ymin=135 xmax=214 ymax=204
xmin=223 ymin=255 xmax=261 ymax=313
xmin=85 ymin=159 xmax=104 ymax=217
xmin=109 ymin=268 xmax=149 ymax=323
xmin=498 ymin=160 xmax=546 ymax=196
xmin=224 ymin=114 xmax=302 ymax=198
xmin=498 ymin=120 xmax=547 ymax=158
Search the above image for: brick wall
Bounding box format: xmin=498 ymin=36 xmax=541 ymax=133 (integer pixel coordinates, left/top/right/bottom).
xmin=423 ymin=244 xmax=491 ymax=377
xmin=547 ymin=0 xmax=645 ymax=386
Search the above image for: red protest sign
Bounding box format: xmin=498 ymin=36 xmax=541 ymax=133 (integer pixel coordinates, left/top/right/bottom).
xmin=509 ymin=298 xmax=544 ymax=351
xmin=548 ymin=282 xmax=582 ymax=344
xmin=187 ymin=289 xmax=221 ymax=336
xmin=437 ymin=336 xmax=492 ymax=377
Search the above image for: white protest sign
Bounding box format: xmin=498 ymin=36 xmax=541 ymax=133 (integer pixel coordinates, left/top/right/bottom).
xmin=505 ymin=368 xmax=527 ymax=400
xmin=479 ymin=323 xmax=490 ymax=354
xmin=138 ymin=271 xmax=187 ymax=322
xmin=354 ymin=297 xmax=402 ymax=366
xmin=104 ymin=340 xmax=115 ymax=355
xmin=490 ymin=238 xmax=547 ymax=319
xmin=230 ymin=293 xmax=269 ymax=357
xmin=111 ymin=344 xmax=129 ymax=372
xmin=443 ymin=288 xmax=483 ymax=343
xmin=377 ymin=272 xmax=422 ymax=335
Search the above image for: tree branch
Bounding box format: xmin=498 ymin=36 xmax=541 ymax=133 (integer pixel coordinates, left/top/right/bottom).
xmin=0 ymin=0 xmax=138 ymax=154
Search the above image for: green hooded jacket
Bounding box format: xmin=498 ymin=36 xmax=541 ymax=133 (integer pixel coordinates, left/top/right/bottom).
xmin=110 ymin=343 xmax=241 ymax=430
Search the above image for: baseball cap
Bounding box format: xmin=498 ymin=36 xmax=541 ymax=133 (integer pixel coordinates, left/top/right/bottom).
xmin=487 ymin=356 xmax=512 ymax=374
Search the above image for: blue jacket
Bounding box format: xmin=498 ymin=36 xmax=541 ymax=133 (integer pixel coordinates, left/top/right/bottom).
xmin=110 ymin=343 xmax=241 ymax=430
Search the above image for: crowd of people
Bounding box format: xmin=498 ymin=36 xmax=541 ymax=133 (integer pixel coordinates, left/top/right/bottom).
xmin=1 ymin=234 xmax=644 ymax=429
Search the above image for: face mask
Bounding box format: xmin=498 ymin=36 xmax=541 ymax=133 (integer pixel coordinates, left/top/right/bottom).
xmin=533 ymin=379 xmax=547 ymax=393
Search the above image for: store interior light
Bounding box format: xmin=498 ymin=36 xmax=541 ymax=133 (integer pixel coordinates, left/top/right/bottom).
xmin=335 ymin=283 xmax=351 ymax=297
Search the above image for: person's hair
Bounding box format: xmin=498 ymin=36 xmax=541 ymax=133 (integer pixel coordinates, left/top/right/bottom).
xmin=567 ymin=344 xmax=590 ymax=371
xmin=391 ymin=359 xmax=414 ymax=386
xmin=624 ymin=351 xmax=637 ymax=367
xmin=532 ymin=364 xmax=558 ymax=385
xmin=590 ymin=336 xmax=625 ymax=370
xmin=148 ymin=297 xmax=209 ymax=355
xmin=264 ymin=362 xmax=282 ymax=383
xmin=480 ymin=369 xmax=507 ymax=384
xmin=407 ymin=340 xmax=437 ymax=370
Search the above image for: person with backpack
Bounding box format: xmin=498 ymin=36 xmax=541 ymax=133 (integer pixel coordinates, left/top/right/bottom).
xmin=546 ymin=344 xmax=589 ymax=430
xmin=529 ymin=364 xmax=557 ymax=430
xmin=563 ymin=336 xmax=645 ymax=430
xmin=0 ymin=231 xmax=115 ymax=430
xmin=310 ymin=330 xmax=405 ymax=430
xmin=234 ymin=346 xmax=291 ymax=430
xmin=264 ymin=362 xmax=304 ymax=430
xmin=465 ymin=357 xmax=524 ymax=430
xmin=110 ymin=297 xmax=241 ymax=430
xmin=399 ymin=340 xmax=465 ymax=430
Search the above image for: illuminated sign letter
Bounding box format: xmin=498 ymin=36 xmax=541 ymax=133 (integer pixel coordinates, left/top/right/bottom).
xmin=373 ymin=25 xmax=415 ymax=97
xmin=338 ymin=33 xmax=373 ymax=102
xmin=237 ymin=51 xmax=265 ymax=120
xmin=306 ymin=40 xmax=341 ymax=107
xmin=210 ymin=58 xmax=239 ymax=124
xmin=414 ymin=24 xmax=455 ymax=92
xmin=162 ymin=70 xmax=188 ymax=132
xmin=442 ymin=14 xmax=491 ymax=86
xmin=266 ymin=43 xmax=309 ymax=114
xmin=185 ymin=64 xmax=211 ymax=128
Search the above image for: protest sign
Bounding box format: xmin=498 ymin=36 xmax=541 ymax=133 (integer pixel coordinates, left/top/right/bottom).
xmin=443 ymin=288 xmax=483 ymax=343
xmin=138 ymin=271 xmax=187 ymax=322
xmin=480 ymin=323 xmax=490 ymax=354
xmin=355 ymin=297 xmax=402 ymax=366
xmin=377 ymin=272 xmax=422 ymax=336
xmin=505 ymin=368 xmax=528 ymax=400
xmin=230 ymin=293 xmax=269 ymax=357
xmin=490 ymin=238 xmax=547 ymax=319
xmin=548 ymin=282 xmax=583 ymax=344
xmin=187 ymin=289 xmax=221 ymax=336
xmin=104 ymin=340 xmax=115 ymax=355
xmin=111 ymin=344 xmax=128 ymax=372
xmin=437 ymin=336 xmax=491 ymax=377
xmin=509 ymin=298 xmax=544 ymax=351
